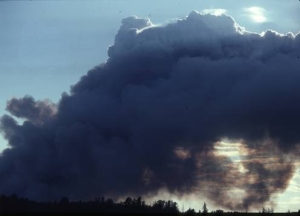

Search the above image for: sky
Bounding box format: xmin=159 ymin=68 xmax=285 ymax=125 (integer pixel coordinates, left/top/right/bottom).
xmin=0 ymin=0 xmax=300 ymax=213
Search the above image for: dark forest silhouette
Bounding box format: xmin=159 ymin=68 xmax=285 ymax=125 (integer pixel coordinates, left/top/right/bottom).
xmin=1 ymin=195 xmax=178 ymax=213
xmin=0 ymin=194 xmax=299 ymax=215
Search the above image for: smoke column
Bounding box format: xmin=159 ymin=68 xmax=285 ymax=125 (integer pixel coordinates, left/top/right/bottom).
xmin=1 ymin=11 xmax=300 ymax=210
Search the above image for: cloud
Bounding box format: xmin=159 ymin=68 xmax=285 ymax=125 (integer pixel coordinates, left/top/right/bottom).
xmin=244 ymin=7 xmax=267 ymax=23
xmin=201 ymin=9 xmax=227 ymax=16
xmin=0 ymin=11 xmax=300 ymax=210
xmin=6 ymin=96 xmax=56 ymax=125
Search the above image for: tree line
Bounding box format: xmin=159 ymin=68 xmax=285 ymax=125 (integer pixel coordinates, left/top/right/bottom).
xmin=0 ymin=194 xmax=179 ymax=213
xmin=0 ymin=194 xmax=299 ymax=215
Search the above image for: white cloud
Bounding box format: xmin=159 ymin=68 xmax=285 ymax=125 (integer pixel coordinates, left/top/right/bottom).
xmin=244 ymin=6 xmax=267 ymax=23
xmin=201 ymin=9 xmax=227 ymax=16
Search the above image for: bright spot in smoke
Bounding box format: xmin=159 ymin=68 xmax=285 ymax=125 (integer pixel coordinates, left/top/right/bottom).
xmin=244 ymin=7 xmax=267 ymax=23
xmin=214 ymin=140 xmax=246 ymax=173
xmin=201 ymin=9 xmax=227 ymax=16
xmin=174 ymin=147 xmax=191 ymax=160
xmin=276 ymin=161 xmax=300 ymax=212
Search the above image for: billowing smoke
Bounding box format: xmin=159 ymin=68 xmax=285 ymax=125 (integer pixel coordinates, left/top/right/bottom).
xmin=1 ymin=11 xmax=300 ymax=210
xmin=6 ymin=96 xmax=56 ymax=125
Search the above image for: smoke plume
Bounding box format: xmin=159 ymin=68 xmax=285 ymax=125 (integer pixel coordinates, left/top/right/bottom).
xmin=1 ymin=11 xmax=300 ymax=210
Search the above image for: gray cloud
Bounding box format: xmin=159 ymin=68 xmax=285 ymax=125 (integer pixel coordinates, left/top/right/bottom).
xmin=0 ymin=11 xmax=300 ymax=210
xmin=6 ymin=96 xmax=56 ymax=125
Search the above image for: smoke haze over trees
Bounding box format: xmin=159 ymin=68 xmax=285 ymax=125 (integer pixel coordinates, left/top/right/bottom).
xmin=0 ymin=11 xmax=300 ymax=211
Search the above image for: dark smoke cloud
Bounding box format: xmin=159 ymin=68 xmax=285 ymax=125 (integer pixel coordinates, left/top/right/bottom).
xmin=0 ymin=11 xmax=300 ymax=210
xmin=6 ymin=96 xmax=56 ymax=125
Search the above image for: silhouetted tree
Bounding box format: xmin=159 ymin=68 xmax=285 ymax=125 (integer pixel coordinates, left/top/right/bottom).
xmin=124 ymin=197 xmax=133 ymax=207
xmin=153 ymin=200 xmax=165 ymax=212
xmin=136 ymin=196 xmax=142 ymax=206
xmin=215 ymin=209 xmax=224 ymax=215
xmin=202 ymin=202 xmax=208 ymax=215
xmin=165 ymin=200 xmax=179 ymax=213
xmin=185 ymin=208 xmax=196 ymax=215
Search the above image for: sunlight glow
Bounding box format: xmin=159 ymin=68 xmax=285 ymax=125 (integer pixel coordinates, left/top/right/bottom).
xmin=214 ymin=141 xmax=246 ymax=173
xmin=244 ymin=7 xmax=267 ymax=23
xmin=214 ymin=140 xmax=300 ymax=212
xmin=201 ymin=9 xmax=227 ymax=16
xmin=276 ymin=163 xmax=300 ymax=212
